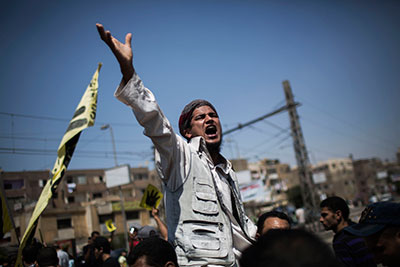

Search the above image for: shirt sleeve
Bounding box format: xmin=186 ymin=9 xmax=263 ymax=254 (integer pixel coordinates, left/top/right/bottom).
xmin=114 ymin=73 xmax=190 ymax=190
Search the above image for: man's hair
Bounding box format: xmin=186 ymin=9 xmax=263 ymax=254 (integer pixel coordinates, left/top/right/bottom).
xmin=36 ymin=247 xmax=59 ymax=267
xmin=320 ymin=196 xmax=350 ymax=220
xmin=178 ymin=99 xmax=218 ymax=139
xmin=91 ymin=231 xmax=100 ymax=238
xmin=256 ymin=210 xmax=291 ymax=234
xmin=127 ymin=237 xmax=178 ymax=266
xmin=93 ymin=236 xmax=111 ymax=254
xmin=22 ymin=240 xmax=43 ymax=264
xmin=240 ymin=229 xmax=342 ymax=267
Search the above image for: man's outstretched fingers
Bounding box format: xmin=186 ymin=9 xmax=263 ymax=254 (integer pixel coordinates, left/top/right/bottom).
xmin=125 ymin=33 xmax=132 ymax=48
xmin=96 ymin=23 xmax=107 ymax=40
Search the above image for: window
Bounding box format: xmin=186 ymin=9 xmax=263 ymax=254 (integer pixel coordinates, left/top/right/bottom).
xmin=38 ymin=179 xmax=47 ymax=187
xmin=93 ymin=193 xmax=102 ymax=199
xmin=134 ymin=173 xmax=148 ymax=180
xmin=93 ymin=176 xmax=102 ymax=184
xmin=4 ymin=179 xmax=24 ymax=190
xmin=77 ymin=176 xmax=87 ymax=184
xmin=99 ymin=214 xmax=113 ymax=224
xmin=57 ymin=218 xmax=72 ymax=229
xmin=126 ymin=211 xmax=139 ymax=220
xmin=66 ymin=176 xmax=74 ymax=184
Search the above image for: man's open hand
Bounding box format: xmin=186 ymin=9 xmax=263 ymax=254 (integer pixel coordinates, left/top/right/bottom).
xmin=96 ymin=23 xmax=135 ymax=83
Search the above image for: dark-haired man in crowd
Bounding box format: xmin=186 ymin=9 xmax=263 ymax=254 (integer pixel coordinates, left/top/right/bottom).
xmin=83 ymin=231 xmax=101 ymax=267
xmin=93 ymin=236 xmax=119 ymax=267
xmin=240 ymin=229 xmax=342 ymax=267
xmin=128 ymin=237 xmax=179 ymax=267
xmin=320 ymin=196 xmax=376 ymax=267
xmin=96 ymin=24 xmax=256 ymax=266
xmin=345 ymin=201 xmax=400 ymax=267
xmin=256 ymin=210 xmax=291 ymax=238
xmin=36 ymin=247 xmax=59 ymax=267
xmin=22 ymin=239 xmax=43 ymax=267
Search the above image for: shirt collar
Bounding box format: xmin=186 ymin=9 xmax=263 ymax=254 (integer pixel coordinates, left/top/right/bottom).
xmin=189 ymin=136 xmax=232 ymax=174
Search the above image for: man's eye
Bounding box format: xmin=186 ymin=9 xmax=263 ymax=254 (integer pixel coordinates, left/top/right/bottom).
xmin=195 ymin=115 xmax=205 ymax=120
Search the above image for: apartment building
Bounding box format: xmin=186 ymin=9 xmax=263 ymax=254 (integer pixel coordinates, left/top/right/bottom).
xmin=312 ymin=158 xmax=357 ymax=202
xmin=1 ymin=166 xmax=162 ymax=253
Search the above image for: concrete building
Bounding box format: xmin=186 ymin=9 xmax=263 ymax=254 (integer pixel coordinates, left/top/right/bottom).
xmin=1 ymin=166 xmax=162 ymax=255
xmin=312 ymin=158 xmax=357 ymax=202
xmin=353 ymin=157 xmax=399 ymax=204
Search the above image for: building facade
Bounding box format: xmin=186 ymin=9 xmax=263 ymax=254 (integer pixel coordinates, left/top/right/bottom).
xmin=1 ymin=166 xmax=163 ymax=255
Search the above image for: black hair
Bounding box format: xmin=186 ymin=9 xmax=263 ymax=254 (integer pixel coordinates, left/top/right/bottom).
xmin=22 ymin=240 xmax=43 ymax=264
xmin=320 ymin=196 xmax=350 ymax=220
xmin=240 ymin=229 xmax=342 ymax=267
xmin=127 ymin=237 xmax=178 ymax=267
xmin=36 ymin=247 xmax=59 ymax=267
xmin=178 ymin=99 xmax=218 ymax=139
xmin=93 ymin=236 xmax=111 ymax=254
xmin=91 ymin=231 xmax=100 ymax=238
xmin=256 ymin=210 xmax=291 ymax=235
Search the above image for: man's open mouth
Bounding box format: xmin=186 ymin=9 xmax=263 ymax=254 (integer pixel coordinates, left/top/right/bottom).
xmin=205 ymin=125 xmax=217 ymax=137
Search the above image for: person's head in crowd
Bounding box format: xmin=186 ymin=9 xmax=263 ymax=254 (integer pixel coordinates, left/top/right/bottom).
xmin=90 ymin=231 xmax=100 ymax=241
xmin=320 ymin=196 xmax=350 ymax=233
xmin=93 ymin=236 xmax=111 ymax=261
xmin=36 ymin=247 xmax=59 ymax=267
xmin=256 ymin=210 xmax=291 ymax=238
xmin=137 ymin=226 xmax=159 ymax=241
xmin=240 ymin=229 xmax=342 ymax=267
xmin=22 ymin=239 xmax=43 ymax=266
xmin=127 ymin=237 xmax=178 ymax=267
xmin=345 ymin=201 xmax=400 ymax=267
xmin=129 ymin=223 xmax=141 ymax=240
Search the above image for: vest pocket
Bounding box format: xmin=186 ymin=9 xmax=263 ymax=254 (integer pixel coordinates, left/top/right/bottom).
xmin=192 ymin=178 xmax=219 ymax=215
xmin=181 ymin=221 xmax=229 ymax=258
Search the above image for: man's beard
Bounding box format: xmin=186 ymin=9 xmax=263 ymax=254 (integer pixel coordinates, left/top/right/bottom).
xmin=206 ymin=137 xmax=222 ymax=154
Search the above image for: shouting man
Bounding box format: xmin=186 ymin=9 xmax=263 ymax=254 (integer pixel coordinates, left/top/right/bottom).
xmin=96 ymin=24 xmax=256 ymax=266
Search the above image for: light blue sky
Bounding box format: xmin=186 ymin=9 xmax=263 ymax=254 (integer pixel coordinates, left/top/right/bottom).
xmin=1 ymin=0 xmax=399 ymax=172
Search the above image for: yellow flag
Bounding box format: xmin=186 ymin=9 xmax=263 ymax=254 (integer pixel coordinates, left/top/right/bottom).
xmin=140 ymin=184 xmax=163 ymax=210
xmin=15 ymin=64 xmax=102 ymax=267
xmin=0 ymin=181 xmax=13 ymax=238
xmin=105 ymin=219 xmax=116 ymax=232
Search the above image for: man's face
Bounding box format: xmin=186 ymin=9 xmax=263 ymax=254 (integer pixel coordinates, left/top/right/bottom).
xmin=320 ymin=207 xmax=339 ymax=231
xmin=364 ymin=227 xmax=400 ymax=267
xmin=184 ymin=105 xmax=222 ymax=148
xmin=261 ymin=217 xmax=290 ymax=235
xmin=94 ymin=247 xmax=101 ymax=260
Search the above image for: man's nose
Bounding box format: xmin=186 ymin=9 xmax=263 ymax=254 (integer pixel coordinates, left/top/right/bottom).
xmin=205 ymin=115 xmax=214 ymax=123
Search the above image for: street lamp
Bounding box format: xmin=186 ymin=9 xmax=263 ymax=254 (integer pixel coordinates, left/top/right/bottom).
xmin=101 ymin=124 xmax=129 ymax=250
xmin=101 ymin=124 xmax=118 ymax=166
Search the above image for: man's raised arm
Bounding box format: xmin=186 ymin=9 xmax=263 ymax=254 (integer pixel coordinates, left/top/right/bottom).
xmin=96 ymin=23 xmax=135 ymax=84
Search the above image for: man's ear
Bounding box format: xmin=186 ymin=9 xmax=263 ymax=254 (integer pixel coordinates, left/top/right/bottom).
xmin=164 ymin=261 xmax=176 ymax=267
xmin=335 ymin=210 xmax=343 ymax=220
xmin=184 ymin=128 xmax=192 ymax=139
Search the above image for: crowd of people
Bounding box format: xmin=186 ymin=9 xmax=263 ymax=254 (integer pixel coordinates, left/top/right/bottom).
xmin=14 ymin=199 xmax=399 ymax=267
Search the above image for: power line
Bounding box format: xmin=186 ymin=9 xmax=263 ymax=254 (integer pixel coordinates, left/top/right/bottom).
xmin=301 ymin=116 xmax=394 ymax=153
xmin=0 ymin=111 xmax=140 ymax=127
xmin=0 ymin=135 xmax=145 ymax=144
xmin=295 ymin=95 xmax=397 ymax=148
xmin=0 ymin=147 xmax=152 ymax=158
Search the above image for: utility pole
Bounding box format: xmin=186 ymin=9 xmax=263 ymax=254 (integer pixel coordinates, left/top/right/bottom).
xmin=282 ymin=80 xmax=319 ymax=224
